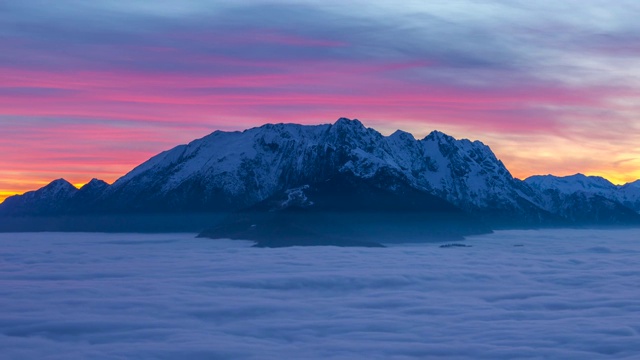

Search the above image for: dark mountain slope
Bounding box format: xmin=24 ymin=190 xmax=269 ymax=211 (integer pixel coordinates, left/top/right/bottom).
xmin=199 ymin=170 xmax=491 ymax=247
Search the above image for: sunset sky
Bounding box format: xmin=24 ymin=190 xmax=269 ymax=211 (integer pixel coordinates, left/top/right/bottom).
xmin=2 ymin=0 xmax=640 ymax=202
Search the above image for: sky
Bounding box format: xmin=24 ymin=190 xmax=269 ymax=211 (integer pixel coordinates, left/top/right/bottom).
xmin=2 ymin=0 xmax=640 ymax=201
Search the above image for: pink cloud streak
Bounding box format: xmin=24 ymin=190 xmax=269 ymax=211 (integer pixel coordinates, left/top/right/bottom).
xmin=1 ymin=60 xmax=638 ymax=200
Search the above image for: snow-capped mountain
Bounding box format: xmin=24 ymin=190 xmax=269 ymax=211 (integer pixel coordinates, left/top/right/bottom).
xmin=0 ymin=179 xmax=78 ymax=215
xmin=527 ymin=189 xmax=639 ymax=225
xmin=619 ymin=182 xmax=640 ymax=212
xmin=71 ymin=179 xmax=111 ymax=211
xmin=525 ymin=174 xmax=640 ymax=213
xmin=525 ymin=174 xmax=618 ymax=196
xmin=1 ymin=118 xmax=639 ymax=230
xmin=95 ymin=118 xmax=550 ymax=224
xmin=0 ymin=178 xmax=110 ymax=216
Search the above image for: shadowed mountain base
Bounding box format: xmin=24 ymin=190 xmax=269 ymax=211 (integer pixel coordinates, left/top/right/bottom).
xmin=198 ymin=211 xmax=490 ymax=247
xmin=198 ymin=172 xmax=492 ymax=247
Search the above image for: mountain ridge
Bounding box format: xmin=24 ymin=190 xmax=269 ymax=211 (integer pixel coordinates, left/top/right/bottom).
xmin=525 ymin=173 xmax=640 ymax=213
xmin=2 ymin=118 xmax=639 ymax=244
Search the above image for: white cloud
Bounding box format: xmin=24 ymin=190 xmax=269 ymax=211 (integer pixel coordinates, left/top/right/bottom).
xmin=1 ymin=230 xmax=640 ymax=359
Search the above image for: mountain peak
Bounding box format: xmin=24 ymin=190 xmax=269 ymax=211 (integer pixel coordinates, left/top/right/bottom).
xmin=49 ymin=178 xmax=71 ymax=184
xmin=80 ymin=178 xmax=109 ymax=191
xmin=389 ymin=129 xmax=415 ymax=141
xmin=424 ymin=130 xmax=455 ymax=143
xmin=525 ymin=173 xmax=617 ymax=194
xmin=326 ymin=118 xmax=370 ymax=142
xmin=624 ymin=180 xmax=640 ymax=189
xmin=333 ymin=117 xmax=364 ymax=129
xmin=44 ymin=178 xmax=76 ymax=192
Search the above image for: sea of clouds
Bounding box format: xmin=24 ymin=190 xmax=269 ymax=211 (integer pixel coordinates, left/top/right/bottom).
xmin=1 ymin=229 xmax=640 ymax=359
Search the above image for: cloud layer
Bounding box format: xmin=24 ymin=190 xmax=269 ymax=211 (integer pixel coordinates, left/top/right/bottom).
xmin=2 ymin=1 xmax=640 ymax=198
xmin=1 ymin=230 xmax=640 ymax=359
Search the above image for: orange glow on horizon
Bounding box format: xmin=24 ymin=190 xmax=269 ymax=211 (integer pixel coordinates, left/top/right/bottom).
xmin=0 ymin=192 xmax=17 ymax=204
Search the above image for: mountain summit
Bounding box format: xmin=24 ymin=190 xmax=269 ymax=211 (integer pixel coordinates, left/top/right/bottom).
xmin=2 ymin=118 xmax=639 ymax=244
xmin=96 ymin=118 xmax=549 ymax=223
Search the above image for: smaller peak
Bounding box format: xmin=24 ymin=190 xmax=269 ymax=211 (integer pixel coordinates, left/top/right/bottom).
xmin=567 ymin=173 xmax=588 ymax=179
xmin=529 ymin=173 xmax=590 ymax=181
xmin=259 ymin=122 xmax=278 ymax=129
xmin=526 ymin=173 xmax=616 ymax=192
xmin=81 ymin=178 xmax=109 ymax=190
xmin=424 ymin=130 xmax=454 ymax=142
xmin=246 ymin=122 xmax=275 ymax=133
xmin=524 ymin=174 xmax=551 ymax=181
xmin=566 ymin=174 xmax=613 ymax=184
xmin=252 ymin=122 xmax=306 ymax=133
xmin=41 ymin=178 xmax=77 ymax=195
xmin=329 ymin=118 xmax=367 ymax=135
xmin=334 ymin=117 xmax=364 ymax=127
xmin=389 ymin=129 xmax=415 ymax=140
xmin=47 ymin=178 xmax=74 ymax=188
xmin=625 ymin=179 xmax=640 ymax=188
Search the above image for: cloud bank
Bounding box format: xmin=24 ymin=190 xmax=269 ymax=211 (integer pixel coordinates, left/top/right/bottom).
xmin=1 ymin=230 xmax=640 ymax=359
